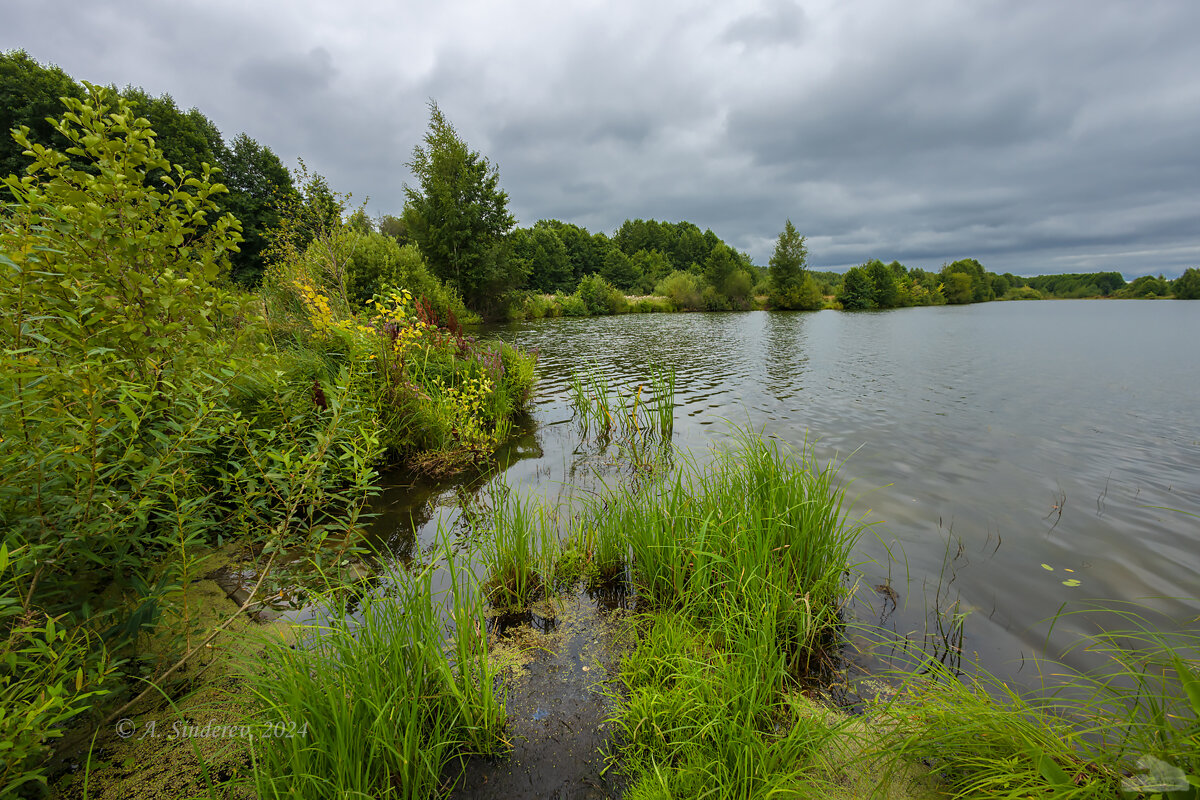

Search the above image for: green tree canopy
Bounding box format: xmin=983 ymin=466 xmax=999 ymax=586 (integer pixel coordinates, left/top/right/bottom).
xmin=768 ymin=219 xmax=816 ymax=310
xmin=0 ymin=50 xmax=85 ymax=180
xmin=402 ymin=102 xmax=520 ymax=313
xmin=839 ymin=267 xmax=876 ymax=310
xmin=1173 ymin=267 xmax=1200 ymax=299
xmin=865 ymin=259 xmax=900 ymax=309
xmin=119 ymin=86 xmax=224 ymax=177
xmin=513 ymin=225 xmax=572 ymax=293
xmin=218 ymin=133 xmax=294 ymax=285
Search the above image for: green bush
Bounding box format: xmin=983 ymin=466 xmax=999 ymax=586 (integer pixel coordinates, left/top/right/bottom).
xmin=575 ymin=272 xmax=625 ymax=315
xmin=344 ymin=232 xmax=469 ymax=324
xmin=655 ymin=270 xmax=705 ymax=310
xmin=558 ymin=292 xmax=589 ymax=317
xmin=772 ymin=273 xmax=824 ymax=310
xmin=0 ymin=84 xmax=386 ymax=789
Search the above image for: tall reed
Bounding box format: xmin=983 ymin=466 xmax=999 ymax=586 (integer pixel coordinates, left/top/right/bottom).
xmin=648 ymin=361 xmax=675 ymax=438
xmin=476 ymin=484 xmax=557 ymax=610
xmin=243 ymin=553 xmax=505 ymax=799
xmin=867 ymin=604 xmax=1200 ymax=799
xmin=568 ymin=361 xmax=676 ymax=441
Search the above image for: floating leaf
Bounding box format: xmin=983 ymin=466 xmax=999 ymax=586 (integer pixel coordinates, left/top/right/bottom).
xmin=1041 ymin=563 xmax=1054 ymax=571
xmin=1062 ymin=579 xmax=1081 ymax=587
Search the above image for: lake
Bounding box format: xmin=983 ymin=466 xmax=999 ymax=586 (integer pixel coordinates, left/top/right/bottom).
xmin=372 ymin=299 xmax=1200 ymax=685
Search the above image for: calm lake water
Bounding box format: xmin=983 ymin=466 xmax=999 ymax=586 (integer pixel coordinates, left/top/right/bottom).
xmin=373 ymin=300 xmax=1200 ymax=685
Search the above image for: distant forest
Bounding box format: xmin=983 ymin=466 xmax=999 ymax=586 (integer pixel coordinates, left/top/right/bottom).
xmin=3 ymin=50 xmax=1197 ymax=319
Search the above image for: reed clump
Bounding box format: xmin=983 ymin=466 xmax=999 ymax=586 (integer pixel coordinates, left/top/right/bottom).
xmin=587 ymin=430 xmax=868 ymax=796
xmin=476 ymin=485 xmax=558 ymax=611
xmin=568 ymin=361 xmax=675 ymax=441
xmin=866 ymin=606 xmax=1200 ymax=799
xmin=243 ymin=553 xmax=504 ymax=799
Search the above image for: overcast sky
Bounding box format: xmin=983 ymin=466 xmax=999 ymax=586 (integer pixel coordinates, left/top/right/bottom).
xmin=4 ymin=0 xmax=1199 ymax=276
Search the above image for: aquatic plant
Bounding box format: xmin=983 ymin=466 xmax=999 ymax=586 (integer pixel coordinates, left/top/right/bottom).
xmin=244 ymin=552 xmax=505 ymax=799
xmin=613 ymin=613 xmax=844 ymax=799
xmin=568 ymin=361 xmax=675 ymax=442
xmin=867 ymin=604 xmax=1200 ymax=799
xmin=476 ymin=485 xmax=558 ymax=610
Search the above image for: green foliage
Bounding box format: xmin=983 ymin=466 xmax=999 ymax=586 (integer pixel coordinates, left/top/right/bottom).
xmin=0 ymin=50 xmax=86 ymax=180
xmin=1025 ymin=271 xmax=1127 ymax=298
xmin=2 ymin=84 xmax=244 ymax=377
xmin=245 ymin=554 xmax=505 ymax=799
xmin=477 ymin=487 xmax=556 ymax=610
xmin=1117 ymin=274 xmax=1172 ymax=298
xmin=874 ymin=608 xmax=1200 ymax=800
xmin=343 ymin=230 xmax=468 ymax=323
xmin=574 ymin=272 xmax=626 ymax=316
xmin=655 ymin=269 xmax=705 ymax=311
xmin=119 ymin=86 xmax=224 ymax=178
xmin=0 ymin=544 xmax=116 ymax=797
xmin=866 ymin=259 xmax=901 ymax=308
xmin=1004 ymin=285 xmax=1044 ymax=300
xmin=218 ymin=133 xmax=295 ymax=286
xmin=614 ymin=614 xmax=840 ymax=799
xmin=1173 ymin=268 xmax=1200 ymax=299
xmin=511 ymin=225 xmax=572 ymax=293
xmin=630 ymin=248 xmax=674 ymax=293
xmin=533 ymin=219 xmax=606 ymax=284
xmin=941 ymin=258 xmax=994 ymax=303
xmin=613 ymin=218 xmax=717 ymax=273
xmin=600 ymin=246 xmax=641 ymax=291
xmin=839 ymin=266 xmax=877 ymax=310
xmin=263 ymin=198 xmax=532 ymax=469
xmin=769 ymin=219 xmax=819 ymax=310
xmin=941 ymin=271 xmax=974 ymax=304
xmin=0 ymin=85 xmax=386 ymax=787
xmin=402 ymin=101 xmax=522 ymax=314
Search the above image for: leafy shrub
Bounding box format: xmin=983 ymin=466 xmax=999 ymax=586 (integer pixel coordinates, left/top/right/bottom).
xmin=772 ymin=273 xmax=824 ymax=310
xmin=0 ymin=84 xmax=385 ymax=788
xmin=655 ymin=270 xmax=705 ymax=310
xmin=344 ymin=232 xmax=470 ymax=324
xmin=558 ymin=292 xmax=589 ymax=317
xmin=575 ymin=272 xmax=625 ymax=315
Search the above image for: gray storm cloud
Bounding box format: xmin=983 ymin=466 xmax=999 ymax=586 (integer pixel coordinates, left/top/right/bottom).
xmin=3 ymin=0 xmax=1197 ymax=276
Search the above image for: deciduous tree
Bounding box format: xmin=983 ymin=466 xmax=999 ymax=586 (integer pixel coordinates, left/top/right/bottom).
xmin=402 ymin=102 xmax=520 ymax=313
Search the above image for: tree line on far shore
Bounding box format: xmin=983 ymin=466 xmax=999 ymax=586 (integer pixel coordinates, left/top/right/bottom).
xmin=4 ymin=49 xmax=1197 ymax=322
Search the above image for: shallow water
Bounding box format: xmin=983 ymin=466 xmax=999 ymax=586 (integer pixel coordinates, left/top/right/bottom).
xmin=381 ymin=301 xmax=1200 ymax=675
xmin=362 ymin=299 xmax=1200 ymax=795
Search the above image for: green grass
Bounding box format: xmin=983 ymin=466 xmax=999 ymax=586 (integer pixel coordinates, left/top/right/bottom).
xmin=865 ymin=604 xmax=1200 ymax=799
xmin=614 ymin=612 xmax=843 ymax=799
xmin=241 ymin=550 xmax=505 ymax=799
xmin=476 ymin=484 xmax=558 ymax=610
xmin=585 ymin=429 xmax=869 ymax=797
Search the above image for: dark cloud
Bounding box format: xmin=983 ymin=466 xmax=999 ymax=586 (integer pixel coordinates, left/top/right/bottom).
xmin=3 ymin=0 xmax=1198 ymax=277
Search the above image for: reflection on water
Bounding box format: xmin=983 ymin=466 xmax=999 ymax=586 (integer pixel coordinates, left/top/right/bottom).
xmin=370 ymin=300 xmax=1200 ymax=686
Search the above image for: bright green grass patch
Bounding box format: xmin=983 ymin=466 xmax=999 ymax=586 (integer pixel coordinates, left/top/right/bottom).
xmin=868 ymin=606 xmax=1200 ymax=799
xmin=242 ymin=555 xmax=504 ymax=799
xmin=612 ymin=613 xmax=845 ymax=799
